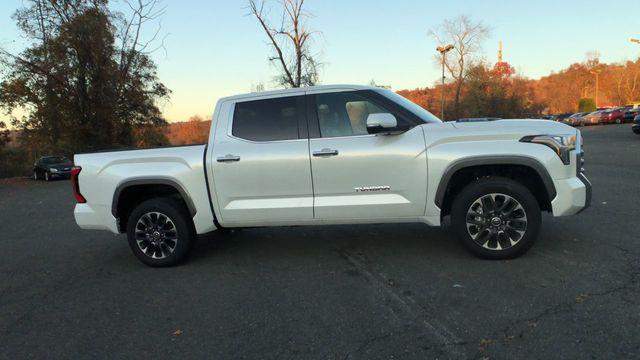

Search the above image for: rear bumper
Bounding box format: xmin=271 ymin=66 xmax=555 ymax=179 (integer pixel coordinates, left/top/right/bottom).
xmin=74 ymin=203 xmax=120 ymax=234
xmin=551 ymin=175 xmax=591 ymax=216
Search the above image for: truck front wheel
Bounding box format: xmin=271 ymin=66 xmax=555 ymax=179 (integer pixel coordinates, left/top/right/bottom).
xmin=451 ymin=177 xmax=541 ymax=259
xmin=126 ymin=198 xmax=195 ymax=267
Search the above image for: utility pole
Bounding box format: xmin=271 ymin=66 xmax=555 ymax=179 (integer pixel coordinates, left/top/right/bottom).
xmin=436 ymin=44 xmax=454 ymax=120
xmin=590 ymin=69 xmax=601 ymax=108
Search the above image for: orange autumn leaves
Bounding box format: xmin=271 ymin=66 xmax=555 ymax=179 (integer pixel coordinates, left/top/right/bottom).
xmin=165 ymin=115 xmax=211 ymax=145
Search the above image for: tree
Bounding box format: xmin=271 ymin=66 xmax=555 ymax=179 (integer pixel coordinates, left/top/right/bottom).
xmin=610 ymin=60 xmax=640 ymax=105
xmin=534 ymin=62 xmax=594 ymax=113
xmin=429 ymin=15 xmax=490 ymax=118
xmin=578 ymin=98 xmax=596 ymax=112
xmin=369 ymin=79 xmax=391 ymax=89
xmin=248 ymin=0 xmax=320 ymax=88
xmin=492 ymin=61 xmax=515 ymax=79
xmin=165 ymin=115 xmax=211 ymax=145
xmin=0 ymin=121 xmax=9 ymax=149
xmin=0 ymin=0 xmax=170 ymax=154
xmin=461 ymin=63 xmax=543 ymax=119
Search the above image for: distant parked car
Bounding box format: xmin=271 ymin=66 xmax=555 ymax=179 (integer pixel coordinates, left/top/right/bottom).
xmin=600 ymin=108 xmax=626 ymax=124
xmin=623 ymin=108 xmax=640 ymax=123
xmin=633 ymin=114 xmax=640 ymax=135
xmin=554 ymin=113 xmax=574 ymax=123
xmin=563 ymin=112 xmax=588 ymax=126
xmin=583 ymin=110 xmax=606 ymax=125
xmin=33 ymin=155 xmax=74 ymax=181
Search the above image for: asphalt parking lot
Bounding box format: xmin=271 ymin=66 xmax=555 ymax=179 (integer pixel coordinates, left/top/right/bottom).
xmin=1 ymin=124 xmax=639 ymax=359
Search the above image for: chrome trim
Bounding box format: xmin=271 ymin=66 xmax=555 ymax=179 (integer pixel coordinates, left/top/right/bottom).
xmin=216 ymin=155 xmax=241 ymax=162
xmin=312 ymin=148 xmax=339 ymax=157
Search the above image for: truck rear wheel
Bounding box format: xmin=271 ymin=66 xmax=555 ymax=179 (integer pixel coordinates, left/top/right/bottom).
xmin=126 ymin=198 xmax=195 ymax=267
xmin=451 ymin=177 xmax=541 ymax=259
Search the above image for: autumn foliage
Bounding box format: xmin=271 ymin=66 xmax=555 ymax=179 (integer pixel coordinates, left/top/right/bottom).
xmin=165 ymin=116 xmax=211 ymax=145
xmin=398 ymin=57 xmax=640 ymax=120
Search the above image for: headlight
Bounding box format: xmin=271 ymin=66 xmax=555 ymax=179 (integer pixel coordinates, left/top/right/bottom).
xmin=49 ymin=168 xmax=59 ymax=173
xmin=520 ymin=134 xmax=576 ymax=165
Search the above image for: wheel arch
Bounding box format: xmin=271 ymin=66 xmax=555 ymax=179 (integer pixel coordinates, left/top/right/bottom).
xmin=112 ymin=178 xmax=197 ymax=233
xmin=435 ymin=156 xmax=557 ymax=217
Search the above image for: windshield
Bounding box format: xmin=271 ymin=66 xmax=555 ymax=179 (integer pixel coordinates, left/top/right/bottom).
xmin=42 ymin=156 xmax=70 ymax=164
xmin=375 ymin=89 xmax=442 ymax=123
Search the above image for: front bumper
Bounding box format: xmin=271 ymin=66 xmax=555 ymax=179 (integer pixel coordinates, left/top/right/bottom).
xmin=551 ymin=147 xmax=592 ymax=216
xmin=576 ymin=173 xmax=592 ymax=213
xmin=551 ymin=175 xmax=591 ymax=216
xmin=50 ymin=171 xmax=71 ymax=178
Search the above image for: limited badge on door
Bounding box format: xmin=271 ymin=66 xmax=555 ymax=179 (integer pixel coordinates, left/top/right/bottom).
xmin=354 ymin=186 xmax=391 ymax=192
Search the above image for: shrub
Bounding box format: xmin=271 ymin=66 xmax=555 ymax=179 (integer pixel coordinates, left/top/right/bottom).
xmin=0 ymin=148 xmax=32 ymax=178
xmin=578 ymin=98 xmax=597 ymax=112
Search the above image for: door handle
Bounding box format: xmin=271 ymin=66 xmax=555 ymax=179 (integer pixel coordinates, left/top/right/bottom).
xmin=216 ymin=154 xmax=241 ymax=162
xmin=313 ymin=148 xmax=339 ymax=157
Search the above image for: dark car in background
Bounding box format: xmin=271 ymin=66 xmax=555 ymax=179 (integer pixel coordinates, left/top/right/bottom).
xmin=633 ymin=114 xmax=640 ymax=135
xmin=624 ymin=108 xmax=640 ymax=123
xmin=33 ymin=156 xmax=74 ymax=181
xmin=553 ymin=113 xmax=574 ymax=123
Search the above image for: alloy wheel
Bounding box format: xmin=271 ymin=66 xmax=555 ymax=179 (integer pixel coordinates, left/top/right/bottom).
xmin=135 ymin=212 xmax=179 ymax=259
xmin=465 ymin=193 xmax=527 ymax=251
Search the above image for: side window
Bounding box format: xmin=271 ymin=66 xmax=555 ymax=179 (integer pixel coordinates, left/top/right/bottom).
xmin=232 ymin=96 xmax=300 ymax=141
xmin=315 ymin=92 xmax=394 ymax=138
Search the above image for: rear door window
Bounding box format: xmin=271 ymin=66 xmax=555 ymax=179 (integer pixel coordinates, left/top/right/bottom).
xmin=232 ymin=96 xmax=301 ymax=141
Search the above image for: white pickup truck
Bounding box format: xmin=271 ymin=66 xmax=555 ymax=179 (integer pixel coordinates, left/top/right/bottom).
xmin=72 ymin=85 xmax=591 ymax=266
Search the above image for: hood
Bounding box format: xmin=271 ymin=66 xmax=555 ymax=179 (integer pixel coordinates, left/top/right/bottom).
xmin=451 ymin=119 xmax=575 ymax=134
xmin=422 ymin=119 xmax=578 ymax=146
xmin=47 ymin=161 xmax=74 ymax=169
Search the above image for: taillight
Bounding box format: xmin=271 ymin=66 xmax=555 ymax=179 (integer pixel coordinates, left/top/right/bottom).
xmin=71 ymin=166 xmax=86 ymax=203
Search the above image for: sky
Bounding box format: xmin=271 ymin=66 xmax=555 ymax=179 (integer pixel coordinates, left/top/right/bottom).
xmin=1 ymin=0 xmax=639 ymax=123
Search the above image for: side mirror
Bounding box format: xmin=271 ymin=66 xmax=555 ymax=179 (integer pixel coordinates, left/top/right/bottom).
xmin=366 ymin=113 xmax=397 ymax=134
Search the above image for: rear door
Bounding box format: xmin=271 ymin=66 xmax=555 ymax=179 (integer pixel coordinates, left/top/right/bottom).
xmin=211 ymin=93 xmax=314 ymax=225
xmin=307 ymin=90 xmax=428 ymax=220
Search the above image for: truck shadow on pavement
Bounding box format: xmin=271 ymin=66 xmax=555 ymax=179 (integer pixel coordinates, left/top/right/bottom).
xmin=189 ymin=223 xmax=483 ymax=265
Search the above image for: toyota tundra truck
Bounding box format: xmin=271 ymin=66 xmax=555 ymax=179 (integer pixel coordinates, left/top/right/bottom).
xmin=72 ymin=85 xmax=591 ymax=267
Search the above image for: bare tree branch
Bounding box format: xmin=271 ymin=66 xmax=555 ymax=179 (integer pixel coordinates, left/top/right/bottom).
xmin=247 ymin=0 xmax=319 ymax=88
xmin=429 ymin=15 xmax=490 ymax=117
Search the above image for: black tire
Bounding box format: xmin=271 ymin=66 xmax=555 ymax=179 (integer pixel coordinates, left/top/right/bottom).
xmin=451 ymin=177 xmax=541 ymax=259
xmin=126 ymin=197 xmax=195 ymax=267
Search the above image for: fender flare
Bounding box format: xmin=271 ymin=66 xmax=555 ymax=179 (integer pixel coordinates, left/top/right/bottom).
xmin=111 ymin=178 xmax=197 ymax=217
xmin=434 ymin=155 xmax=557 ymax=208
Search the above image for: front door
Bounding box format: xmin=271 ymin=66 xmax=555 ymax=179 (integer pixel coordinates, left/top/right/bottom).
xmin=308 ymin=91 xmax=428 ymax=220
xmin=211 ymin=94 xmax=314 ymax=225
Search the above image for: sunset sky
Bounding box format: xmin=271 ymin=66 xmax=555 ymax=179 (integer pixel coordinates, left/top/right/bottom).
xmin=1 ymin=0 xmax=639 ymax=122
